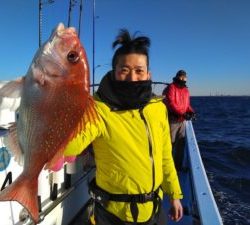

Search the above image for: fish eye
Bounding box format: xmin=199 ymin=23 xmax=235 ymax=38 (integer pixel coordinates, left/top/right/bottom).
xmin=67 ymin=51 xmax=79 ymax=63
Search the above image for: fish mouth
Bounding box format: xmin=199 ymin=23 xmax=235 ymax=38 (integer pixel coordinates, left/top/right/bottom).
xmin=54 ymin=23 xmax=77 ymax=38
xmin=56 ymin=23 xmax=65 ymax=32
xmin=43 ymin=23 xmax=78 ymax=56
xmin=35 ymin=23 xmax=78 ymax=78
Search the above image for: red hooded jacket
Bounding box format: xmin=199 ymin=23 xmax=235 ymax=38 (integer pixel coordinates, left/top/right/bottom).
xmin=162 ymin=82 xmax=194 ymax=122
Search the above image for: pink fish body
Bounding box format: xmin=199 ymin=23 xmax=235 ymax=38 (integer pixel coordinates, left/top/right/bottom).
xmin=0 ymin=23 xmax=97 ymax=223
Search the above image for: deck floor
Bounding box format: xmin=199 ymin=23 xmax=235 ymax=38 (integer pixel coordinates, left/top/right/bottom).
xmin=69 ymin=200 xmax=91 ymax=225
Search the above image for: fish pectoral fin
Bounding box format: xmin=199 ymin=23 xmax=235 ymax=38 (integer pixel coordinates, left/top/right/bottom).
xmin=0 ymin=77 xmax=24 ymax=98
xmin=45 ymin=148 xmax=65 ymax=171
xmin=4 ymin=123 xmax=24 ymax=166
xmin=32 ymin=66 xmax=46 ymax=86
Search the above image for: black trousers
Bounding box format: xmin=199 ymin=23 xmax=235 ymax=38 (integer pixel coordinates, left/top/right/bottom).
xmin=94 ymin=202 xmax=167 ymax=225
xmin=169 ymin=120 xmax=186 ymax=171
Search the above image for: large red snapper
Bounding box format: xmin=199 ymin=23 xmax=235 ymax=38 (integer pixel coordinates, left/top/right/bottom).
xmin=0 ymin=23 xmax=97 ymax=223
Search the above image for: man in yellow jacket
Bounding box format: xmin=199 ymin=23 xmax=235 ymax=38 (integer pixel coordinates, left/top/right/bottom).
xmin=64 ymin=29 xmax=183 ymax=225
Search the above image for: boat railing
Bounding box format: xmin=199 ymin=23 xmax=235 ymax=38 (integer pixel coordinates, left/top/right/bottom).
xmin=185 ymin=121 xmax=223 ymax=225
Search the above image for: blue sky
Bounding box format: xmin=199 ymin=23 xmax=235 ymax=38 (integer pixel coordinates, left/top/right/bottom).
xmin=0 ymin=0 xmax=249 ymax=96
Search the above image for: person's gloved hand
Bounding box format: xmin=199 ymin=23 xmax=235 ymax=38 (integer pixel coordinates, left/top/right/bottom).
xmin=184 ymin=112 xmax=196 ymax=121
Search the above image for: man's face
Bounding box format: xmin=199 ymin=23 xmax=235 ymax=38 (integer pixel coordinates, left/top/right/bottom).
xmin=114 ymin=53 xmax=151 ymax=81
xmin=179 ymin=75 xmax=187 ymax=82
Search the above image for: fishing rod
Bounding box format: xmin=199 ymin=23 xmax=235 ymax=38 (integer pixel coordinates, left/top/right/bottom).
xmin=78 ymin=0 xmax=83 ymax=38
xmin=39 ymin=0 xmax=83 ymax=47
xmin=67 ymin=0 xmax=77 ymax=27
xmin=89 ymin=81 xmax=170 ymax=88
xmin=67 ymin=0 xmax=84 ymax=37
xmin=152 ymin=81 xmax=169 ymax=86
xmin=38 ymin=0 xmax=55 ymax=47
xmin=92 ymin=0 xmax=96 ymax=94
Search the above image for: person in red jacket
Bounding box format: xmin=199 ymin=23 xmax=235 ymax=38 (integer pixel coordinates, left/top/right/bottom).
xmin=162 ymin=70 xmax=195 ymax=171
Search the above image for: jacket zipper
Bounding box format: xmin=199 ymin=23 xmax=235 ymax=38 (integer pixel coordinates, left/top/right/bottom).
xmin=139 ymin=109 xmax=155 ymax=192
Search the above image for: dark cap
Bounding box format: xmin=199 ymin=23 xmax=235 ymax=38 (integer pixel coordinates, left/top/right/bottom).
xmin=176 ymin=70 xmax=187 ymax=78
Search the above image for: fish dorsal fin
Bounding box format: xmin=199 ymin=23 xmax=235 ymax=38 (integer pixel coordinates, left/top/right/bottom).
xmin=0 ymin=77 xmax=24 ymax=98
xmin=4 ymin=123 xmax=24 ymax=166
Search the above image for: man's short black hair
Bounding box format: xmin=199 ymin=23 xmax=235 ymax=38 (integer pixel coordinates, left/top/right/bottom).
xmin=112 ymin=29 xmax=150 ymax=70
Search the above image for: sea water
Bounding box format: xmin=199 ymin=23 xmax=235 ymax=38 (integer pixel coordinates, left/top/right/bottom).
xmin=192 ymin=96 xmax=250 ymax=225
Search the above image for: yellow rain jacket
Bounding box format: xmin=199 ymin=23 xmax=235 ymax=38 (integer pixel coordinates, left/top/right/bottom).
xmin=64 ymin=96 xmax=183 ymax=222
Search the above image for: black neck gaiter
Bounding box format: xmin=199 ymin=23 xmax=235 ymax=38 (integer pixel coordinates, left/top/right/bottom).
xmin=173 ymin=77 xmax=187 ymax=88
xmin=97 ymin=71 xmax=152 ymax=110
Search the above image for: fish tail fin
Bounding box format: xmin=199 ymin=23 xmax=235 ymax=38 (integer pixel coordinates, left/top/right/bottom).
xmin=0 ymin=173 xmax=39 ymax=223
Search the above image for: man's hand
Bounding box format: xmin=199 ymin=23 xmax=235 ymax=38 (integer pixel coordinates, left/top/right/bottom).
xmin=184 ymin=112 xmax=196 ymax=121
xmin=168 ymin=199 xmax=183 ymax=222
